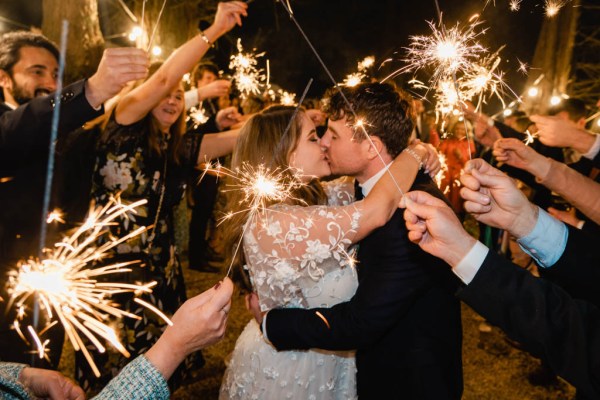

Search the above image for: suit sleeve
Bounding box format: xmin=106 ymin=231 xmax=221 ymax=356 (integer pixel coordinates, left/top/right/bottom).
xmin=458 ymin=251 xmax=600 ymax=398
xmin=266 ymin=211 xmax=451 ymax=351
xmin=0 ymin=79 xmax=102 ymax=162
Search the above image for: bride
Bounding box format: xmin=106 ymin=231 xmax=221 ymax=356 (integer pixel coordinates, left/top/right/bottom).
xmin=219 ymin=105 xmax=434 ymax=399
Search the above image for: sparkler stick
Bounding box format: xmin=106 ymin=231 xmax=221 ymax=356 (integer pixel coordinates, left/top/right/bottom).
xmin=140 ymin=0 xmax=147 ymax=49
xmin=585 ymin=110 xmax=600 ymax=123
xmin=277 ymin=0 xmax=406 ymax=196
xmin=146 ymin=0 xmax=168 ymax=52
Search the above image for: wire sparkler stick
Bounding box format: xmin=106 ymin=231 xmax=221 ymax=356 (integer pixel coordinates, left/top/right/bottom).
xmin=146 ymin=0 xmax=168 ymax=52
xmin=39 ymin=20 xmax=68 ymax=258
xmin=277 ymin=0 xmax=406 ymax=197
xmin=34 ymin=20 xmax=68 ymax=366
xmin=140 ymin=0 xmax=147 ymax=49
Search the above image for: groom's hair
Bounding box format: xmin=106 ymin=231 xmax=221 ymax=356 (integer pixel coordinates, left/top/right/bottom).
xmin=322 ymin=82 xmax=414 ymax=158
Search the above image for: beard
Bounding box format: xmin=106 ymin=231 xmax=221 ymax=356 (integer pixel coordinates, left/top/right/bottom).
xmin=7 ymin=76 xmax=52 ymax=105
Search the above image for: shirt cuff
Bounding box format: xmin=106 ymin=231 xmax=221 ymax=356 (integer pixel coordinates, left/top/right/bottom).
xmin=517 ymin=207 xmax=568 ymax=268
xmin=184 ymin=89 xmax=199 ymax=110
xmin=261 ymin=312 xmax=272 ymax=345
xmin=582 ymin=133 xmax=600 ymax=160
xmin=452 ymin=241 xmax=489 ymax=284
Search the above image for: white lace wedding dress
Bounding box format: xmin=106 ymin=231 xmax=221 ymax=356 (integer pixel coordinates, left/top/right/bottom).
xmin=219 ymin=179 xmax=361 ymax=400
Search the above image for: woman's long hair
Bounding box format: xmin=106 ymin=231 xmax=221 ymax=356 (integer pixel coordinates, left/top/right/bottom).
xmin=100 ymin=61 xmax=187 ymax=164
xmin=222 ymin=105 xmax=327 ymax=291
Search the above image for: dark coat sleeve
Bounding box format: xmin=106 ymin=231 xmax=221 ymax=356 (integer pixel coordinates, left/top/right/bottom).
xmin=538 ymin=226 xmax=600 ymax=306
xmin=0 ymin=80 xmax=102 ymax=165
xmin=458 ymin=251 xmax=600 ymax=398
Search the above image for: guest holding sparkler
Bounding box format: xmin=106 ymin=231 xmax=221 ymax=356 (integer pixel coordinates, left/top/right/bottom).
xmin=0 ymin=30 xmax=150 ymax=369
xmin=1 ymin=277 xmax=233 ymax=400
xmin=76 ymin=1 xmax=248 ymax=393
xmin=219 ymin=98 xmax=441 ymax=399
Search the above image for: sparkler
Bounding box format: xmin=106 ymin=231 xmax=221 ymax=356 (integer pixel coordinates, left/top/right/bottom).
xmin=201 ymin=162 xmax=308 ymax=277
xmin=229 ymin=39 xmax=267 ymax=99
xmin=187 ymin=106 xmax=209 ymax=128
xmin=384 ymin=19 xmax=488 ymax=88
xmin=46 ymin=209 xmax=65 ymax=224
xmin=357 ymin=56 xmax=375 ymax=72
xmin=509 ymin=0 xmax=522 ymax=12
xmin=545 ymin=0 xmax=568 ymax=18
xmin=6 ymin=195 xmax=170 ymax=376
xmin=343 ymin=72 xmax=366 ymax=88
xmin=523 ymin=129 xmax=538 ymax=146
xmin=278 ymin=90 xmax=297 ymax=106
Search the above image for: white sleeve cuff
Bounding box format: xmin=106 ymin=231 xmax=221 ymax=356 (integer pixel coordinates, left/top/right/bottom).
xmin=452 ymin=241 xmax=489 ymax=285
xmin=261 ymin=312 xmax=272 ymax=345
xmin=583 ymin=134 xmax=600 ymax=160
xmin=184 ymin=89 xmax=199 ymax=111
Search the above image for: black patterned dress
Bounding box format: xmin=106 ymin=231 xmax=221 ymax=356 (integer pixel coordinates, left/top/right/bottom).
xmin=75 ymin=116 xmax=204 ymax=393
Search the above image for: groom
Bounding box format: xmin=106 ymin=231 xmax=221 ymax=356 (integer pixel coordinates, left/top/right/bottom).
xmin=258 ymin=83 xmax=463 ymax=399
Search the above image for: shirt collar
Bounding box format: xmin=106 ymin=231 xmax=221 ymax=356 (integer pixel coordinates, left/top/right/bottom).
xmin=360 ymin=163 xmax=392 ymax=197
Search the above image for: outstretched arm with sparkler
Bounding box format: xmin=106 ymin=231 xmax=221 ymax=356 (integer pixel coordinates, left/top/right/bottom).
xmin=494 ymin=139 xmax=600 ymax=227
xmin=115 ymin=1 xmax=248 ymax=126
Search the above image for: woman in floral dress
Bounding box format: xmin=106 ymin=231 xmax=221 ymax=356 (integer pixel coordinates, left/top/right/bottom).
xmin=75 ymin=2 xmax=248 ymax=393
xmin=219 ymin=106 xmax=434 ymax=399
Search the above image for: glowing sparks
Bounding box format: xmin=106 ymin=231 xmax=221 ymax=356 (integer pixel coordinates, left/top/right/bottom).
xmin=357 ymin=56 xmax=375 ymax=72
xmin=229 ymin=39 xmax=267 ymax=99
xmin=278 ymin=90 xmax=297 ymax=106
xmin=545 ymin=0 xmax=567 ymax=17
xmin=343 ymin=72 xmax=365 ymax=87
xmin=523 ymin=129 xmax=538 ymax=146
xmin=509 ymin=0 xmax=522 ymax=11
xmin=6 ymin=195 xmax=166 ymax=377
xmin=46 ymin=209 xmax=65 ymax=224
xmin=389 ymin=19 xmax=488 ymax=87
xmin=434 ymin=153 xmax=448 ymax=189
xmin=187 ymin=106 xmax=209 ymax=128
xmin=517 ymin=59 xmax=529 ymax=75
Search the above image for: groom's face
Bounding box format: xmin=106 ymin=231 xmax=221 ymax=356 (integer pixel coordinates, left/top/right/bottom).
xmin=320 ymin=116 xmax=369 ymax=177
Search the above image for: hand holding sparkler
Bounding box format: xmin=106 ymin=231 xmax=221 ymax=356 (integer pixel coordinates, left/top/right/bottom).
xmin=530 ymin=115 xmax=596 ymax=154
xmin=460 ymin=158 xmax=538 ymax=238
xmin=17 ymin=367 xmax=85 ymax=400
xmin=85 ymin=48 xmax=150 ymax=109
xmin=197 ymin=79 xmax=232 ymax=101
xmin=145 ymin=278 xmax=233 ymax=379
xmin=216 ymin=106 xmax=243 ymax=130
xmin=210 ymin=1 xmax=249 ymax=38
xmin=493 ymin=138 xmax=551 ymax=179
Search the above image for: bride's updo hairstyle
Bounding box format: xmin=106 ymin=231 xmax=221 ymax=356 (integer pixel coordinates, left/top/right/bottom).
xmin=223 ymin=105 xmax=327 ymax=290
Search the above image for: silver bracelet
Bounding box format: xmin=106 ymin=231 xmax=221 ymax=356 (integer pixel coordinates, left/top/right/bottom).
xmin=199 ymin=30 xmax=214 ymax=48
xmin=403 ymin=147 xmax=423 ymax=170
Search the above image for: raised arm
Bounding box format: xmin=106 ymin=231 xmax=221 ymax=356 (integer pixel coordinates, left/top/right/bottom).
xmin=115 ymin=1 xmax=248 ymax=125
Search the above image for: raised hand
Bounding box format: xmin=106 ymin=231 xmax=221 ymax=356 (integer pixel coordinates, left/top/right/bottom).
xmin=530 ymin=114 xmax=595 ymax=154
xmin=85 ymin=47 xmax=149 ymax=109
xmin=460 ymin=158 xmax=538 ymax=238
xmin=145 ymin=278 xmax=234 ymax=379
xmin=401 ymin=190 xmax=476 ymax=267
xmin=492 ymin=138 xmax=551 ymax=178
xmin=210 ymin=1 xmax=249 ymax=37
xmin=198 ymin=79 xmax=232 ymax=101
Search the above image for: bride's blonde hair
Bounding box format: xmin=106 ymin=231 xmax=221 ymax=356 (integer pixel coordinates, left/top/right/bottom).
xmin=222 ymin=105 xmax=327 ymax=291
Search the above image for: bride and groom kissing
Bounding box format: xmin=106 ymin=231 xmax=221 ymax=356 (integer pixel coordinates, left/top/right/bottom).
xmin=220 ymin=82 xmax=463 ymax=400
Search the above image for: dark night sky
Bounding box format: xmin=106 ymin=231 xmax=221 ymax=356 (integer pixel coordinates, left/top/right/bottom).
xmin=0 ymin=0 xmax=546 ymax=113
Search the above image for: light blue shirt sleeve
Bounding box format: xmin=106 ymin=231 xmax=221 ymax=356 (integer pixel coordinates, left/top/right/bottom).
xmin=517 ymin=207 xmax=569 ymax=268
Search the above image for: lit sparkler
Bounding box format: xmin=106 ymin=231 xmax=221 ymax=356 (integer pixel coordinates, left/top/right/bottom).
xmin=229 ymin=39 xmax=267 ymax=99
xmin=545 ymin=0 xmax=568 ymax=17
xmin=523 ymin=129 xmax=538 ymax=146
xmin=509 ymin=0 xmax=522 ymax=11
xmin=46 ymin=209 xmax=65 ymax=224
xmin=343 ymin=72 xmax=366 ymax=88
xmin=278 ymin=90 xmax=297 ymax=106
xmin=187 ymin=106 xmax=209 ymax=128
xmin=385 ymin=19 xmax=488 ymax=87
xmin=357 ymin=56 xmax=375 ymax=72
xmin=6 ymin=195 xmax=169 ymax=376
xmin=434 ymin=153 xmax=448 ymax=190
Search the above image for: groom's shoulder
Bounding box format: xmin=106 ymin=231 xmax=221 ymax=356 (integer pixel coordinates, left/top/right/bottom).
xmin=410 ymin=171 xmax=451 ymax=206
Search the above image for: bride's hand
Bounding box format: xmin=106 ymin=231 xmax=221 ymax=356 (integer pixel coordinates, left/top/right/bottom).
xmin=245 ymin=292 xmax=265 ymax=324
xmin=408 ymin=140 xmax=441 ymax=177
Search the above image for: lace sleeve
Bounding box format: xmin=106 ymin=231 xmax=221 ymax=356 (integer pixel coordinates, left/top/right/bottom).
xmin=244 ymin=202 xmax=362 ymax=311
xmin=323 ymin=176 xmax=355 ymax=206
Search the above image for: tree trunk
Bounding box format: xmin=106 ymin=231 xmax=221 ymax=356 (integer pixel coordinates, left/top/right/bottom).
xmin=41 ymin=0 xmax=104 ymax=84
